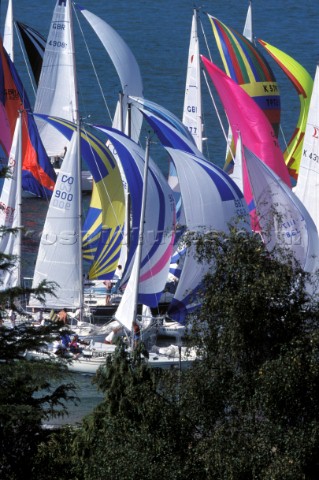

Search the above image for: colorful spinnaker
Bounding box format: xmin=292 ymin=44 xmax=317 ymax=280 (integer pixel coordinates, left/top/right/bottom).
xmin=0 ymin=37 xmax=56 ymax=198
xmin=258 ymin=39 xmax=313 ymax=180
xmin=201 ymin=55 xmax=291 ymax=227
xmin=140 ymin=109 xmax=250 ymax=322
xmin=94 ymin=126 xmax=176 ymax=311
xmin=208 ymin=14 xmax=280 ymax=171
xmin=32 ymin=114 xmax=125 ymax=280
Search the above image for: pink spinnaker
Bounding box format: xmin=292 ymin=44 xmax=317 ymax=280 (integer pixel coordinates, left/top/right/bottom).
xmin=201 ymin=55 xmax=291 ymax=226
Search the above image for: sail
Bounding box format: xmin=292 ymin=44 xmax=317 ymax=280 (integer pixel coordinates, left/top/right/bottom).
xmin=294 ymin=65 xmax=319 ymax=234
xmin=16 ymin=21 xmax=46 ymax=86
xmin=0 ymin=37 xmax=56 ymax=198
xmin=140 ymin=110 xmax=250 ymax=321
xmin=130 ymin=96 xmax=195 ymax=144
xmin=32 ymin=114 xmax=125 ymax=279
xmin=94 ymin=126 xmax=175 ymax=325
xmin=244 ymin=146 xmax=319 ymax=273
xmin=208 ymin=14 xmax=280 ymax=171
xmin=258 ymin=39 xmax=313 ymax=180
xmin=201 ymin=56 xmax=291 ymax=227
xmin=231 ymin=132 xmax=244 ymax=193
xmin=243 ymin=1 xmax=253 ymax=42
xmin=182 ymin=9 xmax=202 ymax=151
xmin=34 ymin=0 xmax=78 ymax=157
xmin=0 ymin=116 xmax=22 ymax=290
xmin=30 ymin=131 xmax=81 ymax=309
xmin=165 ymin=148 xmax=250 ymax=323
xmin=78 ymin=5 xmax=143 ymax=143
xmin=3 ymin=0 xmax=14 ymax=60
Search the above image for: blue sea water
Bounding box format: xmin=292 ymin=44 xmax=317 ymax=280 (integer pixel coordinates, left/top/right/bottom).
xmin=1 ymin=0 xmax=318 ymax=424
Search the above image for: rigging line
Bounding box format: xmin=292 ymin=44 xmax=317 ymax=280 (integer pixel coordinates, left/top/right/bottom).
xmin=72 ymin=4 xmax=113 ymax=124
xmin=14 ymin=22 xmax=37 ymax=101
xmin=202 ymin=69 xmax=235 ymax=162
xmin=200 ymin=13 xmax=213 ymax=63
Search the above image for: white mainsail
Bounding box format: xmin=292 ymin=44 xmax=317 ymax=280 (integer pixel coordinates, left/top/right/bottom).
xmin=30 ymin=131 xmax=82 ymax=308
xmin=34 ymin=0 xmax=78 ymax=157
xmin=243 ymin=1 xmax=253 ymax=42
xmin=294 ymin=64 xmax=319 ymax=233
xmin=182 ymin=8 xmax=202 ymax=151
xmin=0 ymin=114 xmax=22 ymax=290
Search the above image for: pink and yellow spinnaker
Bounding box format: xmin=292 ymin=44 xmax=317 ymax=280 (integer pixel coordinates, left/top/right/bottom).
xmin=207 ymin=15 xmax=280 ymax=172
xmin=258 ymin=39 xmax=313 ymax=181
xmin=201 ymin=55 xmax=291 ymax=229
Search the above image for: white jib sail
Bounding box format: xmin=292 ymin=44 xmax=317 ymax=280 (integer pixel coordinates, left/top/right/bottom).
xmin=3 ymin=0 xmax=14 ymax=60
xmin=30 ymin=131 xmax=82 ymax=308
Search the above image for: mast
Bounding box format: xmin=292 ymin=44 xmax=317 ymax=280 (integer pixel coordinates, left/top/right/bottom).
xmin=16 ymin=110 xmax=22 ymax=288
xmin=131 ymin=136 xmax=150 ymax=326
xmin=76 ymin=117 xmax=83 ymax=320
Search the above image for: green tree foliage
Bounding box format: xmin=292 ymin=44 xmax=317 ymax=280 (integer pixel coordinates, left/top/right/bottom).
xmin=0 ymin=161 xmax=79 ymax=479
xmin=179 ymin=228 xmax=319 ymax=479
xmin=9 ymin=227 xmax=319 ymax=480
xmin=72 ymin=343 xmax=203 ymax=480
xmin=0 ymin=321 xmax=79 ymax=480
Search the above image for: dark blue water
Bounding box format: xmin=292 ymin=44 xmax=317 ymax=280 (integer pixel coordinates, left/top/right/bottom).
xmin=1 ymin=0 xmax=318 ymax=424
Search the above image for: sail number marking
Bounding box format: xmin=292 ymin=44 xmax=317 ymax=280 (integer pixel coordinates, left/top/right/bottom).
xmin=53 ymin=175 xmax=74 ymax=210
xmin=49 ymin=39 xmax=67 ymax=49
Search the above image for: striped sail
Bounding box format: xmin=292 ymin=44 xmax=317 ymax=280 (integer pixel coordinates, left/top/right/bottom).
xmin=93 ymin=127 xmax=176 ymax=324
xmin=140 ymin=110 xmax=250 ymax=322
xmin=201 ymin=56 xmax=290 ymax=228
xmin=258 ymin=39 xmax=313 ymax=181
xmin=208 ymin=14 xmax=280 ymax=172
xmin=245 ymin=146 xmax=319 ymax=273
xmin=32 ymin=114 xmax=125 ymax=279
